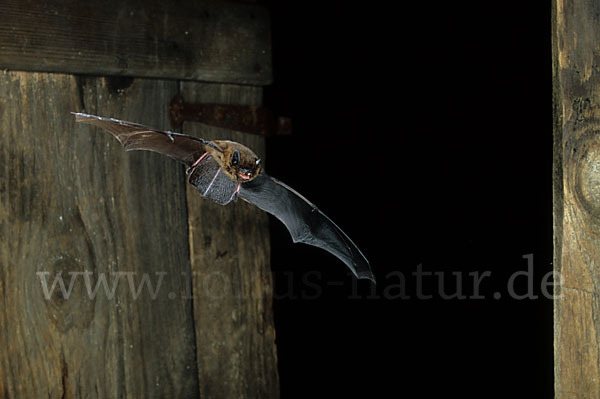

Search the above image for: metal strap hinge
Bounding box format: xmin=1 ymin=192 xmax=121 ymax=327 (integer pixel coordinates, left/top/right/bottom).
xmin=169 ymin=94 xmax=292 ymax=137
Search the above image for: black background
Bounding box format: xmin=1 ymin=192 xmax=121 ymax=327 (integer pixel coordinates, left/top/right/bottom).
xmin=263 ymin=2 xmax=551 ymax=398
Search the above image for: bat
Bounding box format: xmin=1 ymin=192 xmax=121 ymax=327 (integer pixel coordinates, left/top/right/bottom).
xmin=73 ymin=113 xmax=375 ymax=283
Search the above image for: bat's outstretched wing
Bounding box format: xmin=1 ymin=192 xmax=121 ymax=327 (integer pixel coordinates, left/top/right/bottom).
xmin=188 ymin=154 xmax=240 ymax=205
xmin=238 ymin=174 xmax=374 ymax=282
xmin=73 ymin=113 xmax=209 ymax=166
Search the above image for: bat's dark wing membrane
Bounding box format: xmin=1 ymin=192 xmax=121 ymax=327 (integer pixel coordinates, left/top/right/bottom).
xmin=239 ymin=174 xmax=374 ymax=282
xmin=188 ymin=154 xmax=240 ymax=205
xmin=74 ymin=113 xmax=207 ymax=166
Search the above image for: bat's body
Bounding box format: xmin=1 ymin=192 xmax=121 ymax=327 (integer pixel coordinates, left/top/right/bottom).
xmin=74 ymin=113 xmax=374 ymax=282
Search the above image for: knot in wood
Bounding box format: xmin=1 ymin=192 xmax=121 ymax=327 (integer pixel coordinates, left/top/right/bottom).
xmin=41 ymin=255 xmax=95 ymax=333
xmin=568 ymin=127 xmax=600 ymax=219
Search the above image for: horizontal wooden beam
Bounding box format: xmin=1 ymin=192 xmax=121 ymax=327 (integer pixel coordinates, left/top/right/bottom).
xmin=0 ymin=0 xmax=271 ymax=85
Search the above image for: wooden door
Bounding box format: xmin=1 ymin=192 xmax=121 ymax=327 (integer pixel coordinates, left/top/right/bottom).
xmin=0 ymin=1 xmax=278 ymax=398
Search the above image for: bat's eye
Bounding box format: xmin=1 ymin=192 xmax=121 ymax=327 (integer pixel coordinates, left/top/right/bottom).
xmin=230 ymin=150 xmax=240 ymax=166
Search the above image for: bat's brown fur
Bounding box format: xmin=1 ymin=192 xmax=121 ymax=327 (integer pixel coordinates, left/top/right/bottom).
xmin=208 ymin=140 xmax=262 ymax=183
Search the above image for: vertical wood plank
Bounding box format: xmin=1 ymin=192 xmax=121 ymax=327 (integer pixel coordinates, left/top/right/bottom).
xmin=553 ymin=0 xmax=600 ymax=397
xmin=180 ymin=81 xmax=279 ymax=399
xmin=0 ymin=71 xmax=199 ymax=398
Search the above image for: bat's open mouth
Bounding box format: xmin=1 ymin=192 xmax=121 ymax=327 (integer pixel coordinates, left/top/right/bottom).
xmin=238 ymin=172 xmax=252 ymax=180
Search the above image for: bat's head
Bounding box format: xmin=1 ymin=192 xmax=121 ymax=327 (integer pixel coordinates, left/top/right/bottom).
xmin=210 ymin=140 xmax=262 ymax=183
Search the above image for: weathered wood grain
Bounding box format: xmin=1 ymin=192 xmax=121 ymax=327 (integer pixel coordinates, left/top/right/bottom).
xmin=181 ymin=81 xmax=279 ymax=399
xmin=0 ymin=72 xmax=199 ymax=398
xmin=553 ymin=0 xmax=600 ymax=397
xmin=0 ymin=0 xmax=272 ymax=85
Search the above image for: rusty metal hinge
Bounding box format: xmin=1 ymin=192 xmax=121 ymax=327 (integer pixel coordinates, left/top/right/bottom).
xmin=169 ymin=94 xmax=292 ymax=137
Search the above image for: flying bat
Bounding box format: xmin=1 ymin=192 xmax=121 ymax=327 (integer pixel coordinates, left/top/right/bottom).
xmin=73 ymin=113 xmax=374 ymax=282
